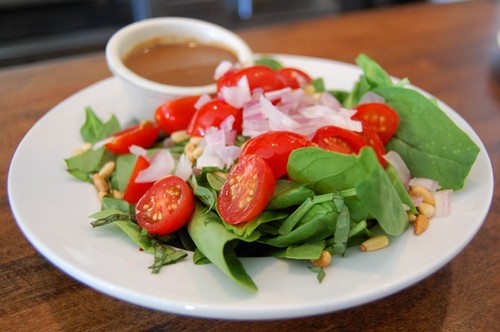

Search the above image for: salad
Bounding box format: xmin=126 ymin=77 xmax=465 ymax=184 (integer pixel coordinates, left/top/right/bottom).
xmin=65 ymin=54 xmax=479 ymax=291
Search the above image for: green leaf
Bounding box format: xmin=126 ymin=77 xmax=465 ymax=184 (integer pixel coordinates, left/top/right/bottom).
xmin=287 ymin=147 xmax=409 ymax=236
xmin=65 ymin=146 xmax=112 ymax=182
xmin=274 ymin=241 xmax=325 ymax=260
xmin=342 ymin=54 xmax=396 ymax=108
xmin=80 ymin=106 xmax=120 ymax=144
xmin=150 ymin=242 xmax=188 ymax=273
xmin=332 ymin=195 xmax=350 ymax=256
xmin=255 ymin=57 xmax=283 ymax=70
xmin=187 ymin=203 xmax=258 ymax=291
xmin=308 ymin=266 xmax=326 ymax=283
xmin=355 ymin=148 xmax=409 ymax=235
xmin=378 ymin=86 xmax=480 ymax=190
xmin=266 ymin=180 xmax=315 ymax=210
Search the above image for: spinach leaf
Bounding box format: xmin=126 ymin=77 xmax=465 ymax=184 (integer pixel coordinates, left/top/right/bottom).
xmin=273 ymin=241 xmax=325 ymax=260
xmin=287 ymin=147 xmax=408 ymax=236
xmin=80 ymin=106 xmax=120 ymax=144
xmin=377 ymin=86 xmax=480 ymax=190
xmin=89 ymin=208 xmax=153 ymax=252
xmin=343 ymin=54 xmax=394 ymax=108
xmin=187 ymin=203 xmax=258 ymax=292
xmin=261 ymin=199 xmax=338 ymax=247
xmin=266 ymin=180 xmax=315 ymax=210
xmin=65 ymin=146 xmax=113 ymax=182
xmin=254 ymin=57 xmax=283 ymax=70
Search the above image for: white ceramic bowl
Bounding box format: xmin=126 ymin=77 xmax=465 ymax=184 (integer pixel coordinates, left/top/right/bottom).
xmin=106 ymin=17 xmax=254 ymax=120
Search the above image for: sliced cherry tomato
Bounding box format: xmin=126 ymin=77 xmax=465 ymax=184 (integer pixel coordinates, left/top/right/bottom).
xmin=353 ymin=103 xmax=399 ymax=144
xmin=154 ymin=96 xmax=199 ymax=134
xmin=122 ymin=155 xmax=154 ymax=204
xmin=187 ymin=99 xmax=242 ymax=136
xmin=135 ymin=176 xmax=194 ymax=236
xmin=312 ymin=126 xmax=367 ymax=154
xmin=217 ymin=65 xmax=286 ymax=93
xmin=359 ymin=124 xmax=387 ymax=167
xmin=105 ymin=121 xmax=160 ymax=154
xmin=278 ymin=67 xmax=313 ymax=89
xmin=217 ymin=155 xmax=275 ymax=225
xmin=240 ymin=131 xmax=313 ymax=179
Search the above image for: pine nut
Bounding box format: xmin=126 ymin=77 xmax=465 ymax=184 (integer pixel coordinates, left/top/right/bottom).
xmin=92 ymin=173 xmax=109 ymax=193
xmin=407 ymin=212 xmax=417 ymax=223
xmin=189 ymin=136 xmax=202 ymax=146
xmin=71 ymin=142 xmax=92 ymax=156
xmin=410 ymin=185 xmax=436 ymax=206
xmin=311 ymin=250 xmax=332 ymax=268
xmin=170 ymin=130 xmax=190 ymax=143
xmin=360 ymin=235 xmax=390 ymax=252
xmin=413 ymin=214 xmax=429 ymax=235
xmin=184 ymin=143 xmax=196 ymax=163
xmin=112 ymin=189 xmax=123 ymax=199
xmin=98 ymin=161 xmax=115 ymax=178
xmin=97 ymin=191 xmax=107 ymax=201
xmin=417 ymin=203 xmax=435 ymax=218
xmin=192 ymin=146 xmax=204 ymax=159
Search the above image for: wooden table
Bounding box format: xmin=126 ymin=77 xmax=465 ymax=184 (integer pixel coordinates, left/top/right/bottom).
xmin=1 ymin=1 xmax=498 ymax=330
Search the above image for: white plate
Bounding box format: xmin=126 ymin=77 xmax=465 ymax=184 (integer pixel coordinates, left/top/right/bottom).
xmin=8 ymin=55 xmax=493 ymax=320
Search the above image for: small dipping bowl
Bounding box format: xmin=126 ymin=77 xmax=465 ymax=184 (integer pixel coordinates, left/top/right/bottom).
xmin=106 ymin=17 xmax=254 ymax=120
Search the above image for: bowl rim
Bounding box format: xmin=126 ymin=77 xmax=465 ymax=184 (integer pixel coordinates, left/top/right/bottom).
xmin=105 ymin=17 xmax=254 ymax=96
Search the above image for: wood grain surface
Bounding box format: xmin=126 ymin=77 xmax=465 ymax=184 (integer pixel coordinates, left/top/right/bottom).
xmin=1 ymin=1 xmax=498 ymax=331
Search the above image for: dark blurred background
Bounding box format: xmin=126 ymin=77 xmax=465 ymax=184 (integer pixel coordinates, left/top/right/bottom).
xmin=0 ymin=0 xmax=431 ymax=68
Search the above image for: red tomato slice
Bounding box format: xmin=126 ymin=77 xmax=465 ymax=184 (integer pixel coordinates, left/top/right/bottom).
xmin=122 ymin=155 xmax=154 ymax=204
xmin=217 ymin=155 xmax=275 ymax=225
xmin=186 ymin=99 xmax=242 ymax=137
xmin=239 ymin=131 xmax=313 ymax=179
xmin=105 ymin=121 xmax=160 ymax=154
xmin=135 ymin=176 xmax=195 ymax=236
xmin=154 ymin=96 xmax=199 ymax=134
xmin=359 ymin=124 xmax=387 ymax=167
xmin=312 ymin=126 xmax=367 ymax=154
xmin=278 ymin=67 xmax=313 ymax=89
xmin=353 ymin=103 xmax=399 ymax=144
xmin=217 ymin=65 xmax=286 ymax=93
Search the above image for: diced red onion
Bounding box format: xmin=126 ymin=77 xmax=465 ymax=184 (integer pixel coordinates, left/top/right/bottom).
xmin=219 ymin=76 xmax=251 ymax=108
xmin=412 ymin=196 xmax=424 ymax=207
xmin=174 ymin=154 xmax=193 ymax=181
xmin=214 ymin=60 xmax=234 ymax=80
xmin=195 ymin=94 xmax=211 ymax=109
xmin=358 ymin=92 xmax=385 ymax=105
xmin=264 ymin=87 xmax=293 ymax=102
xmin=409 ymin=177 xmax=441 ymax=192
xmin=135 ymin=149 xmax=174 ymax=183
xmin=319 ymin=92 xmax=342 ymax=110
xmin=384 ymin=151 xmax=411 ymax=189
xmin=129 ymin=145 xmax=148 ymax=158
xmin=434 ymin=189 xmax=453 ymax=217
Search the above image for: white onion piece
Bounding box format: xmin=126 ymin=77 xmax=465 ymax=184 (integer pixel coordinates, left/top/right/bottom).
xmin=135 ymin=149 xmax=175 ymax=183
xmin=319 ymin=92 xmax=342 ymax=110
xmin=214 ymin=60 xmax=234 ymax=80
xmin=409 ymin=177 xmax=441 ymax=192
xmin=195 ymin=94 xmax=211 ymax=109
xmin=129 ymin=145 xmax=148 ymax=158
xmin=358 ymin=92 xmax=385 ymax=105
xmin=219 ymin=76 xmax=251 ymax=108
xmin=174 ymin=154 xmax=193 ymax=181
xmin=264 ymin=87 xmax=293 ymax=102
xmin=412 ymin=196 xmax=424 ymax=207
xmin=435 ymin=189 xmax=453 ymax=217
xmin=196 ymin=119 xmax=241 ymax=169
xmin=384 ymin=151 xmax=411 ymax=189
